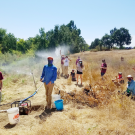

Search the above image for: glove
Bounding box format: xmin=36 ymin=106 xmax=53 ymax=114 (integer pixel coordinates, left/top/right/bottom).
xmin=127 ymin=88 xmax=131 ymax=94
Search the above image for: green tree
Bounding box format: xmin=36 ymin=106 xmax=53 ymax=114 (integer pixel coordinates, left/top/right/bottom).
xmin=17 ymin=39 xmax=26 ymax=53
xmin=34 ymin=28 xmax=48 ymax=50
xmin=101 ymin=34 xmax=113 ymax=49
xmin=90 ymin=38 xmax=100 ymax=49
xmin=112 ymin=28 xmax=131 ymax=49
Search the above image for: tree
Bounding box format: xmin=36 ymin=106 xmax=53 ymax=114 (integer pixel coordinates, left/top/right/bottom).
xmin=101 ymin=34 xmax=113 ymax=49
xmin=112 ymin=28 xmax=131 ymax=49
xmin=110 ymin=27 xmax=117 ymax=36
xmin=0 ymin=28 xmax=6 ymax=44
xmin=17 ymin=39 xmax=26 ymax=53
xmin=0 ymin=20 xmax=87 ymax=54
xmin=90 ymin=38 xmax=100 ymax=49
xmin=34 ymin=28 xmax=48 ymax=50
xmin=6 ymin=33 xmax=17 ymax=51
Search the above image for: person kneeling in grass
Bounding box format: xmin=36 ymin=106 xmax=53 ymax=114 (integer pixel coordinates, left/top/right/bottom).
xmin=124 ymin=75 xmax=135 ymax=97
xmin=70 ymin=69 xmax=76 ymax=81
xmin=0 ymin=71 xmax=4 ymax=104
xmin=77 ymin=60 xmax=84 ymax=85
xmin=112 ymin=72 xmax=124 ymax=84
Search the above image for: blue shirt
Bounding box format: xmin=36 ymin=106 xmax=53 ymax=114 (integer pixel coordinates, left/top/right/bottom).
xmin=127 ymin=80 xmax=135 ymax=96
xmin=41 ymin=65 xmax=57 ymax=85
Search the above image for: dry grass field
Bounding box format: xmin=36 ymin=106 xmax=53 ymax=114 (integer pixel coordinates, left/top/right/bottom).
xmin=1 ymin=49 xmax=135 ymax=135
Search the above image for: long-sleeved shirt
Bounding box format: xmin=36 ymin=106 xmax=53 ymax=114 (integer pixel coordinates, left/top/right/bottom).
xmin=127 ymin=80 xmax=135 ymax=95
xmin=41 ymin=65 xmax=57 ymax=85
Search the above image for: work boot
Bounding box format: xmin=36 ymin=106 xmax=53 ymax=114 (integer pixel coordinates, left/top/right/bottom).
xmin=45 ymin=108 xmax=51 ymax=114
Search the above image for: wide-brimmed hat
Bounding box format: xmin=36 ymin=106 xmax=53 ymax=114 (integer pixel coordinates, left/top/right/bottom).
xmin=79 ymin=59 xmax=82 ymax=62
xmin=118 ymin=72 xmax=122 ymax=74
xmin=127 ymin=75 xmax=133 ymax=78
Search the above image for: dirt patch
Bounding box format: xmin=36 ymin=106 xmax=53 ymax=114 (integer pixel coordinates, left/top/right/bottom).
xmin=31 ymin=105 xmax=44 ymax=112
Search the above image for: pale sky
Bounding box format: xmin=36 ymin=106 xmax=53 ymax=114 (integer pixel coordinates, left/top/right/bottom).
xmin=0 ymin=0 xmax=135 ymax=47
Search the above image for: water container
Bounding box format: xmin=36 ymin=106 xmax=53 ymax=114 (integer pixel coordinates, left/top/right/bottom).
xmin=54 ymin=99 xmax=63 ymax=111
xmin=7 ymin=107 xmax=20 ymax=125
xmin=52 ymin=94 xmax=61 ymax=108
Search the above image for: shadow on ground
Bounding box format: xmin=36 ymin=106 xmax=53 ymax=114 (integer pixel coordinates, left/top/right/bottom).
xmin=34 ymin=108 xmax=63 ymax=120
xmin=4 ymin=123 xmax=16 ymax=129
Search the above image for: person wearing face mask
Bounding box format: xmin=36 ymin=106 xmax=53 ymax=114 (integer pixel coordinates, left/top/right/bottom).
xmin=125 ymin=75 xmax=135 ymax=97
xmin=40 ymin=57 xmax=57 ymax=110
xmin=77 ymin=60 xmax=84 ymax=85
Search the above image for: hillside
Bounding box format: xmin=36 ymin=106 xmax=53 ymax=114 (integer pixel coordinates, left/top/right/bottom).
xmin=0 ymin=49 xmax=135 ymax=135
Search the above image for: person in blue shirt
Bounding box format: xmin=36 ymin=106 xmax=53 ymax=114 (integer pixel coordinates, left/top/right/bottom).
xmin=125 ymin=75 xmax=135 ymax=97
xmin=40 ymin=56 xmax=57 ymax=110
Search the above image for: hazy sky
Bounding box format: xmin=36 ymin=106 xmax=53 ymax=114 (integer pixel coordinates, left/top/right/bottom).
xmin=0 ymin=0 xmax=135 ymax=46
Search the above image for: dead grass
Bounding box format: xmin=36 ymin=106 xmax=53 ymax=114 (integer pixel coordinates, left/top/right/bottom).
xmin=1 ymin=49 xmax=135 ymax=135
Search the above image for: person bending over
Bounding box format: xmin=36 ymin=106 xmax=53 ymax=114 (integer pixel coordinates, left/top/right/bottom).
xmin=70 ymin=69 xmax=76 ymax=81
xmin=112 ymin=72 xmax=124 ymax=84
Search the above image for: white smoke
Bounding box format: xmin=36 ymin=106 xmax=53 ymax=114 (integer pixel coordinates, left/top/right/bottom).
xmin=0 ymin=45 xmax=70 ymax=75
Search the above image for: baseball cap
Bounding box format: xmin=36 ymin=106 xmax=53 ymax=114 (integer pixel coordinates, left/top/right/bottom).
xmin=47 ymin=56 xmax=53 ymax=60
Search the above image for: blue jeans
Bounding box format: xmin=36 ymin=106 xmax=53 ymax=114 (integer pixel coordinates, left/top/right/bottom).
xmin=101 ymin=72 xmax=105 ymax=76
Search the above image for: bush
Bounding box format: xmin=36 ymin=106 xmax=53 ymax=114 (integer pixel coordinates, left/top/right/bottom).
xmin=90 ymin=49 xmax=98 ymax=52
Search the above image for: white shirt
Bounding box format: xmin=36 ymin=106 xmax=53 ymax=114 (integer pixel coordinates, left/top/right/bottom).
xmin=64 ymin=58 xmax=69 ymax=66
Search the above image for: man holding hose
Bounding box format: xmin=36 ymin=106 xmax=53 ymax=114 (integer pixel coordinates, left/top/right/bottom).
xmin=0 ymin=71 xmax=4 ymax=104
xmin=40 ymin=57 xmax=57 ymax=111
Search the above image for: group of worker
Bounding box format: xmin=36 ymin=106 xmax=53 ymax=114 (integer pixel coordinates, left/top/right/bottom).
xmin=0 ymin=55 xmax=135 ymax=113
xmin=61 ymin=55 xmax=84 ymax=85
xmin=39 ymin=56 xmax=108 ymax=111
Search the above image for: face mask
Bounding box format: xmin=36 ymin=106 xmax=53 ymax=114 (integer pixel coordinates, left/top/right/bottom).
xmin=48 ymin=60 xmax=53 ymax=66
xmin=128 ymin=78 xmax=132 ymax=81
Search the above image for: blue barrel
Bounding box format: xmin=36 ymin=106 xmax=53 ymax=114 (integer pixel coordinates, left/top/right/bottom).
xmin=54 ymin=99 xmax=63 ymax=111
